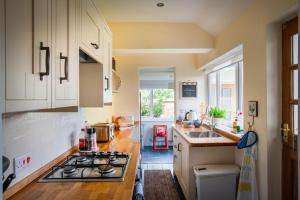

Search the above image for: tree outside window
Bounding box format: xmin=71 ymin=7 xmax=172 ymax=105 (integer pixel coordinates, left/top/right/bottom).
xmin=140 ymin=89 xmax=174 ymax=119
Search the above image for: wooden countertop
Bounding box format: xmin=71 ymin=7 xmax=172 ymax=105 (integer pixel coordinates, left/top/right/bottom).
xmin=173 ymin=124 xmax=238 ymax=147
xmin=7 ymin=126 xmax=140 ymax=200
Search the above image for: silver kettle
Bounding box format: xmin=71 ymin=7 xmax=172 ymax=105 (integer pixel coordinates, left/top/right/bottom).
xmin=185 ymin=110 xmax=197 ymax=121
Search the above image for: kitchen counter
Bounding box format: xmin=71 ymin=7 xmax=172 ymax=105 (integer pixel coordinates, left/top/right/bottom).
xmin=7 ymin=126 xmax=140 ymax=200
xmin=173 ymin=124 xmax=238 ymax=147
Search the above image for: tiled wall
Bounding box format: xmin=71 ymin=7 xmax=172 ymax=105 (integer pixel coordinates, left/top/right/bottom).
xmin=2 ymin=111 xmax=83 ymax=186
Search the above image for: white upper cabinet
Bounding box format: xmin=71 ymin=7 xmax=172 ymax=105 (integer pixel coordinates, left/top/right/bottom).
xmin=5 ymin=0 xmax=52 ymax=112
xmin=103 ymin=26 xmax=112 ymax=104
xmin=52 ymin=0 xmax=77 ymax=108
xmin=5 ymin=0 xmax=78 ymax=112
xmin=78 ymin=0 xmax=112 ymax=106
xmin=80 ymin=0 xmax=103 ymax=63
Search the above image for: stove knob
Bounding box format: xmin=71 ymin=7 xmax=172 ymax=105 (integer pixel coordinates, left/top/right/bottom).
xmin=114 ymin=151 xmax=119 ymax=155
xmin=107 ymin=151 xmax=111 ymax=155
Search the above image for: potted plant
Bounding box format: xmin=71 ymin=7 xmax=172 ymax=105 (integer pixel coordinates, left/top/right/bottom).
xmin=208 ymin=107 xmax=226 ymax=126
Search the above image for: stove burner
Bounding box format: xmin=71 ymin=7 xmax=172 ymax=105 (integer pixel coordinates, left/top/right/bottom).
xmin=109 ymin=156 xmax=119 ymax=164
xmin=76 ymin=156 xmax=87 ymax=162
xmin=98 ymin=165 xmax=115 ymax=174
xmin=76 ymin=156 xmax=87 ymax=163
xmin=63 ymin=166 xmax=77 ymax=174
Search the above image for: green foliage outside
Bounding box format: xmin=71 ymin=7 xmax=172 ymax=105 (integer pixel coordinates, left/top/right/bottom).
xmin=140 ymin=89 xmax=174 ymax=118
xmin=141 ymin=90 xmax=151 ymax=116
xmin=208 ymin=107 xmax=226 ymax=118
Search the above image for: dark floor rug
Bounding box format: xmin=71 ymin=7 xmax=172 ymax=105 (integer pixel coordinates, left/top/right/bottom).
xmin=144 ymin=170 xmax=181 ymax=200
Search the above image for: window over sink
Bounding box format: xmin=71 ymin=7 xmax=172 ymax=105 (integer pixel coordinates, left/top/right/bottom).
xmin=206 ymin=46 xmax=244 ymax=128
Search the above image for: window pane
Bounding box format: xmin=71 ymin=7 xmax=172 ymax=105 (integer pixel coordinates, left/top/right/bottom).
xmin=293 ymin=70 xmax=298 ymax=99
xmin=294 ymin=105 xmax=298 ymax=135
xmin=208 ymin=73 xmax=217 ymax=107
xmin=292 ymin=34 xmax=298 ymax=65
xmin=153 ymin=89 xmax=174 ymax=119
xmin=140 ymin=90 xmax=151 ymax=117
xmin=219 ymin=66 xmax=236 ymax=123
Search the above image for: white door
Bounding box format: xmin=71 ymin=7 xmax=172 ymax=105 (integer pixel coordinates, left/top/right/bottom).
xmin=5 ymin=0 xmax=51 ymax=112
xmin=52 ymin=0 xmax=77 ymax=108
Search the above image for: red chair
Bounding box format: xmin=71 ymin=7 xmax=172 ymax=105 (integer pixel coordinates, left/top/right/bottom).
xmin=153 ymin=125 xmax=169 ymax=150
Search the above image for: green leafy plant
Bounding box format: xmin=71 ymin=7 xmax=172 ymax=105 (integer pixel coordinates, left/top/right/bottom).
xmin=208 ymin=107 xmax=226 ymax=118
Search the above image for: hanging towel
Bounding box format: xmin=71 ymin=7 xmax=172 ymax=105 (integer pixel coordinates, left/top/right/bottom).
xmin=237 ymin=131 xmax=259 ymax=200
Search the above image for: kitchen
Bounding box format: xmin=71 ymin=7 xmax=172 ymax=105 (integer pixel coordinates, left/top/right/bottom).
xmin=0 ymin=0 xmax=299 ymax=200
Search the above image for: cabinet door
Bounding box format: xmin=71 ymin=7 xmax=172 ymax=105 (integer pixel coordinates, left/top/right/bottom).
xmin=52 ymin=0 xmax=77 ymax=108
xmin=80 ymin=0 xmax=102 ymax=62
xmin=173 ymin=130 xmax=182 ymax=180
xmin=103 ymin=27 xmax=112 ymax=104
xmin=5 ymin=0 xmax=51 ymax=112
xmin=180 ymin=139 xmax=189 ymax=197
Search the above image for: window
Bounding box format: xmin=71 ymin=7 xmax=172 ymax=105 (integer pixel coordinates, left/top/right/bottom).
xmin=140 ymin=88 xmax=174 ymax=120
xmin=208 ymin=61 xmax=243 ymax=127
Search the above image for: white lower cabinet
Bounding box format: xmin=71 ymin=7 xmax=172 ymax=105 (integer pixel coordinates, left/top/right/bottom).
xmin=172 ymin=128 xmax=236 ymax=200
xmin=5 ymin=0 xmax=78 ymax=112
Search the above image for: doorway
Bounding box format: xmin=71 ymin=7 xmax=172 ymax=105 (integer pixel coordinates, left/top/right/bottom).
xmin=139 ymin=67 xmax=175 ymax=172
xmin=282 ymin=16 xmax=298 ymax=200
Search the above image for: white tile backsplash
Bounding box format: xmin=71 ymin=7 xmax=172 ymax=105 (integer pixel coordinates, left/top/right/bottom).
xmin=2 ymin=111 xmax=83 ymax=186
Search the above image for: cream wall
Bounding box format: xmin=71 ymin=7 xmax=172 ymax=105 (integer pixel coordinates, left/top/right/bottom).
xmin=109 ymin=22 xmax=215 ymax=49
xmin=81 ymin=107 xmax=113 ymax=124
xmin=112 ymin=54 xmax=207 ymax=120
xmin=197 ymin=0 xmax=298 ymax=199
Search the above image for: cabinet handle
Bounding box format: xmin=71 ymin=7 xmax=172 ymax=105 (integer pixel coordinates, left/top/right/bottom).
xmin=59 ymin=53 xmax=68 ymax=84
xmin=105 ymin=76 xmax=109 ymax=91
xmin=91 ymin=43 xmax=99 ymax=49
xmin=39 ymin=42 xmax=50 ymax=81
xmin=178 ymin=143 xmax=182 ymax=152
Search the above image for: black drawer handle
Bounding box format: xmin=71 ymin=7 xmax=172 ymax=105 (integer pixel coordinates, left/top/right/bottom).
xmin=91 ymin=43 xmax=99 ymax=49
xmin=39 ymin=42 xmax=50 ymax=81
xmin=59 ymin=53 xmax=68 ymax=84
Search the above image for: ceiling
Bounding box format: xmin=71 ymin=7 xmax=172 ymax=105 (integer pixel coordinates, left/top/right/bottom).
xmin=95 ymin=0 xmax=254 ymax=35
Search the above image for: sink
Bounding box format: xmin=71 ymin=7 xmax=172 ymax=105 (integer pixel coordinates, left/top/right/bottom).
xmin=186 ymin=131 xmax=221 ymax=138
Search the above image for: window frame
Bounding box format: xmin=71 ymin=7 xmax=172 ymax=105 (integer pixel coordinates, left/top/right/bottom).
xmin=140 ymin=88 xmax=175 ymax=121
xmin=207 ymin=60 xmax=243 ymax=127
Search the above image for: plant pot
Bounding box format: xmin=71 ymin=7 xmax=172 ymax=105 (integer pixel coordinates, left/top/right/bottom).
xmin=213 ymin=118 xmax=223 ymax=126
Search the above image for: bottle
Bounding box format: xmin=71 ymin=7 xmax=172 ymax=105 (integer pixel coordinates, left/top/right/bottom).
xmin=233 ymin=118 xmax=238 ymax=133
xmin=79 ymin=128 xmax=87 ymax=151
xmin=86 ymin=128 xmax=98 ymax=152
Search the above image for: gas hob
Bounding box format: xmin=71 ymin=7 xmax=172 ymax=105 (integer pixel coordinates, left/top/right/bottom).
xmin=40 ymin=151 xmax=131 ymax=182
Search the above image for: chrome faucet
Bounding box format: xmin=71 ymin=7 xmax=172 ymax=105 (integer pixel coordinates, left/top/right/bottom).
xmin=209 ymin=118 xmax=216 ymax=131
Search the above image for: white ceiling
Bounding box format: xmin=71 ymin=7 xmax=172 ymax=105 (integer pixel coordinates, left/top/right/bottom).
xmin=95 ymin=0 xmax=254 ymax=35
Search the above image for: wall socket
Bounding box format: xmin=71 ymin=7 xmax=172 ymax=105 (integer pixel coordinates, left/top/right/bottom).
xmin=14 ymin=152 xmax=32 ymax=174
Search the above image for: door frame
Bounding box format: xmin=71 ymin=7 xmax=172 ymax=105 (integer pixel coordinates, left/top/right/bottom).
xmin=282 ymin=16 xmax=298 ymax=200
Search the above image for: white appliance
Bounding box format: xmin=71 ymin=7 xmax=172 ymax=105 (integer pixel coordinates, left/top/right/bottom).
xmin=194 ymin=164 xmax=240 ymax=200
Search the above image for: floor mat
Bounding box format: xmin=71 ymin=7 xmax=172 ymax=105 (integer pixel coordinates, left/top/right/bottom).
xmin=144 ymin=170 xmax=181 ymax=200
